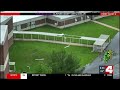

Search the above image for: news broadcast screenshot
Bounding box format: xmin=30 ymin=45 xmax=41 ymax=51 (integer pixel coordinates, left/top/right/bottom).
xmin=0 ymin=11 xmax=120 ymax=80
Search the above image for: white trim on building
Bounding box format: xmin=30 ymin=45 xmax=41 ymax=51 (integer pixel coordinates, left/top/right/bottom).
xmin=0 ymin=53 xmax=9 ymax=71
xmin=0 ymin=25 xmax=8 ymax=45
xmin=8 ymin=31 xmax=13 ymax=40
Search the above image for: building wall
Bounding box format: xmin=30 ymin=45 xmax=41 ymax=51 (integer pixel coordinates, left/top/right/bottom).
xmin=65 ymin=18 xmax=75 ymax=25
xmin=3 ymin=36 xmax=9 ymax=63
xmin=4 ymin=62 xmax=9 ymax=78
xmin=0 ymin=36 xmax=9 ymax=79
xmin=46 ymin=15 xmax=95 ymax=28
xmin=76 ymin=17 xmax=81 ymax=22
xmin=0 ymin=56 xmax=9 ymax=79
xmin=0 ymin=16 xmax=13 ymax=79
xmin=46 ymin=18 xmax=57 ymax=25
xmin=8 ymin=37 xmax=13 ymax=48
xmin=13 ymin=14 xmax=106 ymax=30
xmin=58 ymin=21 xmax=64 ymax=26
xmin=21 ymin=23 xmax=28 ymax=29
xmin=5 ymin=17 xmax=13 ymax=33
xmin=35 ymin=19 xmax=45 ymax=25
xmin=4 ymin=17 xmax=13 ymax=48
xmin=14 ymin=19 xmax=46 ymax=31
xmin=0 ymin=72 xmax=4 ymax=79
xmin=0 ymin=45 xmax=3 ymax=64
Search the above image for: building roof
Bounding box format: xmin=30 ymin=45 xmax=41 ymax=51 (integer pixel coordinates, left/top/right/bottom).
xmin=13 ymin=31 xmax=64 ymax=37
xmin=13 ymin=15 xmax=43 ymax=23
xmin=53 ymin=15 xmax=76 ymax=19
xmin=78 ymin=11 xmax=92 ymax=13
xmin=12 ymin=11 xmax=60 ymax=23
xmin=48 ymin=15 xmax=77 ymax=21
xmin=98 ymin=34 xmax=110 ymax=39
xmin=94 ymin=34 xmax=110 ymax=46
xmin=0 ymin=25 xmax=8 ymax=44
xmin=49 ymin=11 xmax=93 ymax=21
xmin=2 ymin=11 xmax=60 ymax=13
xmin=2 ymin=11 xmax=92 ymax=14
xmin=80 ymin=34 xmax=109 ymax=46
xmin=93 ymin=40 xmax=106 ymax=46
xmin=80 ymin=36 xmax=105 ymax=41
xmin=53 ymin=11 xmax=92 ymax=14
xmin=12 ymin=11 xmax=94 ymax=23
xmin=0 ymin=16 xmax=11 ymax=23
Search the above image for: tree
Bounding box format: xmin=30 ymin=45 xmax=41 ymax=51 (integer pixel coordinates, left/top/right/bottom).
xmin=50 ymin=50 xmax=80 ymax=74
xmin=35 ymin=62 xmax=52 ymax=74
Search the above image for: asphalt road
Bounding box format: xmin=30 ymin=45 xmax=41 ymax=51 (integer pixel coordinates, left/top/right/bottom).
xmin=83 ymin=32 xmax=120 ymax=79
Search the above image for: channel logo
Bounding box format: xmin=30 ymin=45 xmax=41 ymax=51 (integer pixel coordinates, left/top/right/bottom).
xmin=99 ymin=66 xmax=113 ymax=74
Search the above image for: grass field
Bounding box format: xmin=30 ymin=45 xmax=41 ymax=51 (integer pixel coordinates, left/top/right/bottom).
xmin=96 ymin=16 xmax=119 ymax=28
xmin=28 ymin=21 xmax=117 ymax=39
xmin=9 ymin=41 xmax=99 ymax=73
xmin=14 ymin=20 xmax=117 ymax=45
xmin=10 ymin=16 xmax=118 ymax=73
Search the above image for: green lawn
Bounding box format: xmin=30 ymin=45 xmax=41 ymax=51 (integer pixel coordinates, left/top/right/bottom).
xmin=9 ymin=41 xmax=99 ymax=73
xmin=14 ymin=20 xmax=118 ymax=45
xmin=15 ymin=18 xmax=118 ymax=45
xmin=10 ymin=17 xmax=118 ymax=73
xmin=29 ymin=21 xmax=117 ymax=39
xmin=96 ymin=16 xmax=119 ymax=28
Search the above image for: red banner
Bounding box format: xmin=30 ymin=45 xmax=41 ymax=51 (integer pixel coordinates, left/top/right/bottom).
xmin=6 ymin=73 xmax=21 ymax=79
xmin=0 ymin=12 xmax=20 ymax=15
xmin=100 ymin=12 xmax=120 ymax=16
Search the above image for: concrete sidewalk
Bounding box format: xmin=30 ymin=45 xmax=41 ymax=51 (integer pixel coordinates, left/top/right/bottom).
xmin=92 ymin=20 xmax=119 ymax=31
xmin=83 ymin=32 xmax=120 ymax=79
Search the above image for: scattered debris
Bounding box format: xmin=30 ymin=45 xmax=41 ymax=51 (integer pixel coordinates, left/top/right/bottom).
xmin=35 ymin=58 xmax=44 ymax=61
xmin=27 ymin=66 xmax=30 ymax=69
xmin=64 ymin=45 xmax=70 ymax=48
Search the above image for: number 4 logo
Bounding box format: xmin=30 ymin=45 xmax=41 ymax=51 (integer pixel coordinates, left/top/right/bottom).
xmin=105 ymin=66 xmax=114 ymax=74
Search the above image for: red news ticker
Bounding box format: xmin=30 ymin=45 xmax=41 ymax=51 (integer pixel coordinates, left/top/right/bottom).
xmin=0 ymin=12 xmax=20 ymax=15
xmin=100 ymin=12 xmax=120 ymax=16
xmin=6 ymin=73 xmax=21 ymax=79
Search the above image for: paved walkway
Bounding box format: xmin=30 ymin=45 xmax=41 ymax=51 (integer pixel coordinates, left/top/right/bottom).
xmin=92 ymin=20 xmax=119 ymax=31
xmin=83 ymin=32 xmax=120 ymax=79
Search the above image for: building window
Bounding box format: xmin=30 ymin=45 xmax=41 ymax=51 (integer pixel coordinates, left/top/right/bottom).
xmin=87 ymin=15 xmax=90 ymax=19
xmin=28 ymin=22 xmax=30 ymax=27
xmin=21 ymin=23 xmax=28 ymax=29
xmin=55 ymin=22 xmax=58 ymax=26
xmin=81 ymin=16 xmax=83 ymax=20
xmin=75 ymin=18 xmax=77 ymax=22
xmin=31 ymin=21 xmax=35 ymax=25
xmin=13 ymin=26 xmax=17 ymax=31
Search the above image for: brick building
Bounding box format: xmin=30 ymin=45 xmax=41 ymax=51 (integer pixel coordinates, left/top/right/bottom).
xmin=0 ymin=16 xmax=13 ymax=79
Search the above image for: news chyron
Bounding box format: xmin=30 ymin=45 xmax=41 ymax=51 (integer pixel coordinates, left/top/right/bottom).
xmin=5 ymin=65 xmax=114 ymax=80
